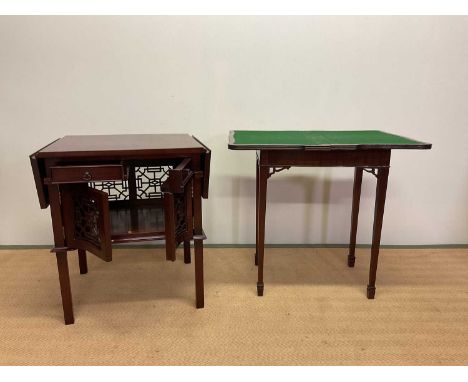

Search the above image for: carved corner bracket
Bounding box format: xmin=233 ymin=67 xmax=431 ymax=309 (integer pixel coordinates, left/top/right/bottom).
xmin=268 ymin=166 xmax=291 ymax=178
xmin=363 ymin=167 xmax=378 ymax=178
xmin=363 ymin=166 xmax=389 ymax=179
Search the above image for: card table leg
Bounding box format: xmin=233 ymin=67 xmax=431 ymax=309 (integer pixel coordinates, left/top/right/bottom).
xmin=348 ymin=167 xmax=363 ymax=267
xmin=56 ymin=251 xmax=74 ymax=325
xmin=257 ymin=165 xmax=268 ymax=296
xmin=367 ymin=167 xmax=389 ymax=299
xmin=255 ymin=155 xmax=259 ymax=266
xmin=78 ymin=249 xmax=88 ymax=274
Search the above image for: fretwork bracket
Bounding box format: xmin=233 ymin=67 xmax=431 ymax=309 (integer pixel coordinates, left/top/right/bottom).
xmin=268 ymin=166 xmax=291 ymax=178
xmin=363 ymin=167 xmax=378 ymax=178
xmin=362 ymin=166 xmax=389 ymax=179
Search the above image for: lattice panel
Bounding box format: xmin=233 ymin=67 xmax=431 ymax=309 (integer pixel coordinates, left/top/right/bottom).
xmin=73 ymin=195 xmax=102 ymax=248
xmin=89 ymin=166 xmax=171 ymax=200
xmin=89 ymin=180 xmax=129 ymax=201
xmin=135 ymin=166 xmax=171 ymax=199
xmin=175 ymin=194 xmax=187 ymax=237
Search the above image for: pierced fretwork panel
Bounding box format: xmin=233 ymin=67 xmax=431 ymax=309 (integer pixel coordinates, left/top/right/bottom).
xmin=89 ymin=166 xmax=172 ymax=200
xmin=174 ymin=194 xmax=188 ymax=237
xmin=135 ymin=166 xmax=171 ymax=199
xmin=89 ymin=180 xmax=129 ymax=201
xmin=73 ymin=195 xmax=102 ymax=248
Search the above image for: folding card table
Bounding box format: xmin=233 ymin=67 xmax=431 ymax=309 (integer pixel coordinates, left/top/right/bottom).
xmin=31 ymin=134 xmax=211 ymax=324
xmin=228 ymin=130 xmax=431 ymax=298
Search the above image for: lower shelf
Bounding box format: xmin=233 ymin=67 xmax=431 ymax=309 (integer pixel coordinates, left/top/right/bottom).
xmin=109 ymin=200 xmax=166 ymax=243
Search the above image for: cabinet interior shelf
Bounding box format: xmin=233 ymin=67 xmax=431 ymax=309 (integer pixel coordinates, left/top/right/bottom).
xmin=109 ymin=199 xmax=166 ymax=243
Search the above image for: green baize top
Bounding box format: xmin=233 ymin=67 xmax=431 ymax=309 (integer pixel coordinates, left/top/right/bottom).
xmin=229 ymin=130 xmax=430 ymax=150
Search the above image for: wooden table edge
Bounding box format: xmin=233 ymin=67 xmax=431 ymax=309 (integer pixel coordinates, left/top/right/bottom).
xmin=228 ymin=143 xmax=432 ymax=150
xmin=35 ymin=147 xmax=208 ymax=159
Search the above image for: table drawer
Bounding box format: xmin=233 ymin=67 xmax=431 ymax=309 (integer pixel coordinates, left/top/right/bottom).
xmin=49 ymin=164 xmax=126 ymax=184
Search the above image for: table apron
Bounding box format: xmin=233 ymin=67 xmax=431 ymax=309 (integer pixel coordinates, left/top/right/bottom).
xmin=259 ymin=149 xmax=391 ymax=168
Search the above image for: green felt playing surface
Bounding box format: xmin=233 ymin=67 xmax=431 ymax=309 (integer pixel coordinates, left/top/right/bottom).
xmin=228 ymin=130 xmax=431 ymax=150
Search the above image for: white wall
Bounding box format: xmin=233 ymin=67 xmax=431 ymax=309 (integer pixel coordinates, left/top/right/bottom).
xmin=1 ymin=16 xmax=467 ymax=245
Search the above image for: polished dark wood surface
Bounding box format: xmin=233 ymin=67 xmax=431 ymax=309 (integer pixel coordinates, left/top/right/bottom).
xmin=37 ymin=134 xmax=206 ymax=158
xmin=49 ymin=164 xmax=126 ymax=184
xmin=31 ymin=134 xmax=210 ymax=324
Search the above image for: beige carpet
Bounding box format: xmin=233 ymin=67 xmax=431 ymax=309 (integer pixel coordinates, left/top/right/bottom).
xmin=0 ymin=247 xmax=467 ymax=365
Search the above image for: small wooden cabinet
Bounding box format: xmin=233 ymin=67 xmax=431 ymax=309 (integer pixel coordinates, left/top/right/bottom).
xmin=30 ymin=134 xmax=211 ymax=325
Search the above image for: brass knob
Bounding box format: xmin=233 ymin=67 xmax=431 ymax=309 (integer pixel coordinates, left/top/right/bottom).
xmin=82 ymin=171 xmax=92 ymax=181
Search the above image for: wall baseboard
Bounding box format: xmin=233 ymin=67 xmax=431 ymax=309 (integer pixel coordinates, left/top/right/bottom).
xmin=1 ymin=244 xmax=467 ymax=250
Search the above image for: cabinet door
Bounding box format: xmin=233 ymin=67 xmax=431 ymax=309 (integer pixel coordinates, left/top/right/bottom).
xmin=162 ymin=162 xmax=193 ymax=261
xmin=61 ymin=184 xmax=112 ymax=262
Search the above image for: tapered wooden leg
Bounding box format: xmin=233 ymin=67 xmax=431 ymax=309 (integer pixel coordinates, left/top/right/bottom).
xmin=348 ymin=167 xmax=363 ymax=267
xmin=78 ymin=249 xmax=88 ymax=274
xmin=55 ymin=252 xmax=74 ymax=325
xmin=194 ymin=239 xmax=204 ymax=308
xmin=367 ymin=167 xmax=389 ymax=299
xmin=184 ymin=240 xmax=191 ymax=264
xmin=257 ymin=165 xmax=269 ymax=296
xmin=255 ymin=156 xmax=259 ymax=266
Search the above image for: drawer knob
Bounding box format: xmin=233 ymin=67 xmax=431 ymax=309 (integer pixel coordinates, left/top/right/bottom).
xmin=82 ymin=171 xmax=92 ymax=181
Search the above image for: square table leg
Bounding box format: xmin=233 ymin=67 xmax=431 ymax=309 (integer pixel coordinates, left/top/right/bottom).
xmin=78 ymin=249 xmax=88 ymax=274
xmin=56 ymin=251 xmax=74 ymax=325
xmin=348 ymin=167 xmax=363 ymax=267
xmin=256 ymin=164 xmax=269 ymax=297
xmin=194 ymin=239 xmax=204 ymax=308
xmin=255 ymin=154 xmax=259 ymax=266
xmin=193 ymin=172 xmax=204 ymax=308
xmin=49 ymin=185 xmax=75 ymax=325
xmin=367 ymin=167 xmax=389 ymax=299
xmin=183 ymin=240 xmax=191 ymax=264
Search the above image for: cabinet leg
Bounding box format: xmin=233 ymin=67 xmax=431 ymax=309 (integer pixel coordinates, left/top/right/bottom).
xmin=348 ymin=167 xmax=363 ymax=268
xmin=183 ymin=240 xmax=191 ymax=264
xmin=367 ymin=167 xmax=389 ymax=299
xmin=55 ymin=252 xmax=74 ymax=325
xmin=194 ymin=239 xmax=204 ymax=308
xmin=78 ymin=249 xmax=88 ymax=274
